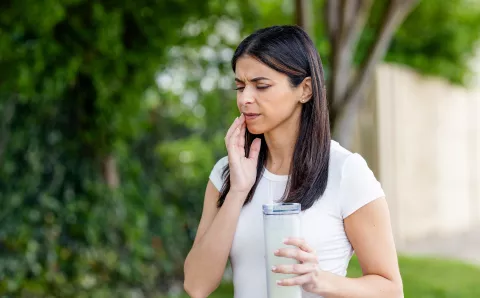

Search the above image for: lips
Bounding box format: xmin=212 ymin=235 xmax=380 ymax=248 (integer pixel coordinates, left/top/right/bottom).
xmin=243 ymin=113 xmax=260 ymax=120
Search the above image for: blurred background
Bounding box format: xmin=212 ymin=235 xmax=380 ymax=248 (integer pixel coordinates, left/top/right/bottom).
xmin=1 ymin=0 xmax=480 ymax=297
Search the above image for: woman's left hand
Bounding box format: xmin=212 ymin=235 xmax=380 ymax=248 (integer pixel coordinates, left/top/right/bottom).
xmin=272 ymin=237 xmax=331 ymax=295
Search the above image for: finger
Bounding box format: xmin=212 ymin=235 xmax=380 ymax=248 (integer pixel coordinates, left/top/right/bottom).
xmin=228 ymin=126 xmax=242 ymax=153
xmin=225 ymin=115 xmax=241 ymax=144
xmin=238 ymin=122 xmax=246 ymax=149
xmin=248 ymin=138 xmax=261 ymax=160
xmin=277 ymin=272 xmax=314 ymax=286
xmin=272 ymin=263 xmax=318 ymax=275
xmin=284 ymin=237 xmax=315 ymax=254
xmin=225 ymin=115 xmax=242 ymax=146
xmin=274 ymin=248 xmax=318 ymax=263
xmin=224 ymin=118 xmax=237 ymax=147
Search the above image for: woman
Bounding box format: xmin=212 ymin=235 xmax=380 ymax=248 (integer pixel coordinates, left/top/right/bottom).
xmin=183 ymin=25 xmax=403 ymax=298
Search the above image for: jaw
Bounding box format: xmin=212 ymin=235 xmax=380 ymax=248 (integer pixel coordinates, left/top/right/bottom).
xmin=263 ymin=109 xmax=302 ymax=144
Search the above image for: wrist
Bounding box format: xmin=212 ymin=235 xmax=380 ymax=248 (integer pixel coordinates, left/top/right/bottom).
xmin=227 ymin=190 xmax=249 ymax=202
xmin=315 ymin=270 xmax=339 ymax=297
xmin=228 ymin=187 xmax=250 ymax=196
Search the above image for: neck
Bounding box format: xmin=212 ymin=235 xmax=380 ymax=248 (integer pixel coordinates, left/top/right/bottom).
xmin=264 ymin=113 xmax=300 ymax=175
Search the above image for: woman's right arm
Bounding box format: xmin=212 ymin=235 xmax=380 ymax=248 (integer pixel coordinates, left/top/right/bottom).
xmin=183 ymin=114 xmax=261 ymax=298
xmin=183 ymin=183 xmax=247 ymax=298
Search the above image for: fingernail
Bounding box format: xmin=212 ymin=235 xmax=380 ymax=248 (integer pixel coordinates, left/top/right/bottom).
xmin=274 ymin=249 xmax=279 ymax=255
xmin=276 ymin=280 xmax=282 ymax=285
xmin=283 ymin=238 xmax=289 ymax=243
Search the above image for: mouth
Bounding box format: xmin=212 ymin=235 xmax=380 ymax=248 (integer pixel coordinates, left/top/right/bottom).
xmin=243 ymin=113 xmax=261 ymax=121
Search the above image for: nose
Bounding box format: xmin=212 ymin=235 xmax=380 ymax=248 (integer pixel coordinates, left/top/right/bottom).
xmin=237 ymin=87 xmax=255 ymax=107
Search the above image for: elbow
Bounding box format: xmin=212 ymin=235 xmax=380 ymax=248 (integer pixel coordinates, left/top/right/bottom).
xmin=183 ymin=267 xmax=214 ymax=298
xmin=183 ymin=257 xmax=222 ymax=297
xmin=183 ymin=280 xmax=207 ymax=298
xmin=183 ymin=274 xmax=220 ymax=298
xmin=183 ymin=262 xmax=205 ymax=298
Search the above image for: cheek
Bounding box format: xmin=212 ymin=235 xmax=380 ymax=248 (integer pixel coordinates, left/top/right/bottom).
xmin=263 ymin=90 xmax=297 ymax=117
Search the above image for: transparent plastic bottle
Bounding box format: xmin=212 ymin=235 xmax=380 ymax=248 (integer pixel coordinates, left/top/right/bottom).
xmin=263 ymin=203 xmax=302 ymax=298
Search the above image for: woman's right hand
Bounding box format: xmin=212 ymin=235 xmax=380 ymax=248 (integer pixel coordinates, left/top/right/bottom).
xmin=225 ymin=113 xmax=262 ymax=197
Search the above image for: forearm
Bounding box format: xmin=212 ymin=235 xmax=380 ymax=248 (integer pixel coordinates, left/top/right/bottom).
xmin=322 ymin=273 xmax=403 ymax=298
xmin=184 ymin=191 xmax=246 ymax=297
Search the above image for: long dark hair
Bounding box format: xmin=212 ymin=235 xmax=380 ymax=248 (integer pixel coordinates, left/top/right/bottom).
xmin=217 ymin=25 xmax=330 ymax=211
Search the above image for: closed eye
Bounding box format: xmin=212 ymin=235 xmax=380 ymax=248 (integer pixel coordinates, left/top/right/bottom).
xmin=234 ymin=85 xmax=271 ymax=92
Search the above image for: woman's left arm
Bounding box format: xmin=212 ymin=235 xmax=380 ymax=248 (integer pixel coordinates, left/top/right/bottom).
xmin=321 ymin=196 xmax=403 ymax=298
xmin=274 ymin=197 xmax=403 ymax=298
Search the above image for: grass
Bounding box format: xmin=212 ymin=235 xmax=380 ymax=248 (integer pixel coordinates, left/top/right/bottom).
xmin=174 ymin=255 xmax=480 ymax=297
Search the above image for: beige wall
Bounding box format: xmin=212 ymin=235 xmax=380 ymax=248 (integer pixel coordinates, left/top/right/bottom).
xmin=355 ymin=63 xmax=480 ymax=245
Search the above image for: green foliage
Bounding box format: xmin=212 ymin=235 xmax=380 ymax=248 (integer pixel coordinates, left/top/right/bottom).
xmin=0 ymin=93 xmax=228 ymax=296
xmin=0 ymin=0 xmax=222 ymax=295
xmin=0 ymin=98 xmax=155 ymax=297
xmin=386 ymin=0 xmax=480 ymax=85
xmin=343 ymin=0 xmax=480 ymax=85
xmin=358 ymin=0 xmax=480 ymax=85
xmin=0 ymin=0 xmax=210 ymax=157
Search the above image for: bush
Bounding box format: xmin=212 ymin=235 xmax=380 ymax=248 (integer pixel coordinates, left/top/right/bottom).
xmin=0 ymin=98 xmax=181 ymax=297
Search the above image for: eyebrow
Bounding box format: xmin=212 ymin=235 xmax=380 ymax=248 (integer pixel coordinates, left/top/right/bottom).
xmin=235 ymin=77 xmax=270 ymax=83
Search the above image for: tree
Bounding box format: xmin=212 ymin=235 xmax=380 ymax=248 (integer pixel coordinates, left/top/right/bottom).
xmin=0 ymin=0 xmax=210 ymax=188
xmin=322 ymin=0 xmax=420 ymax=147
xmin=293 ymin=0 xmax=480 ymax=147
xmin=295 ymin=0 xmax=314 ymax=36
xmin=385 ymin=0 xmax=480 ymax=85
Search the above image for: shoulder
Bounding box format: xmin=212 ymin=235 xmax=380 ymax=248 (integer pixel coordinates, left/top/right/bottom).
xmin=328 ymin=140 xmax=372 ymax=178
xmin=329 ymin=140 xmax=354 ymax=165
xmin=329 ymin=140 xmax=385 ymax=218
xmin=209 ymin=156 xmax=229 ymax=191
xmin=212 ymin=155 xmax=229 ymax=170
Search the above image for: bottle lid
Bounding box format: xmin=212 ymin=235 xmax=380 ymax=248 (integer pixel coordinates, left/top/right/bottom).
xmin=262 ymin=203 xmax=301 ymax=215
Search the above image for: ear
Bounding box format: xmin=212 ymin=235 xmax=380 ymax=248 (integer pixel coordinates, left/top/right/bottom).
xmin=299 ymin=77 xmax=312 ymax=103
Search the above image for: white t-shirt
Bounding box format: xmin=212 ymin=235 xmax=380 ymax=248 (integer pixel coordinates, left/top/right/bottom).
xmin=209 ymin=140 xmax=385 ymax=298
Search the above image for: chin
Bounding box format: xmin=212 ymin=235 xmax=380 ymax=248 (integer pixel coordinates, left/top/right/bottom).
xmin=246 ymin=124 xmax=267 ymax=135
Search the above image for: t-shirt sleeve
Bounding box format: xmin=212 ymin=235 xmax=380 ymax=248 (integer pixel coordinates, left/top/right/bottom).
xmin=209 ymin=156 xmax=229 ymax=191
xmin=339 ymin=153 xmax=385 ymax=219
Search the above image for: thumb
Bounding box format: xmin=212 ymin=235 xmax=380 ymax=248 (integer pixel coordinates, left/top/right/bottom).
xmin=248 ymin=138 xmax=261 ymax=160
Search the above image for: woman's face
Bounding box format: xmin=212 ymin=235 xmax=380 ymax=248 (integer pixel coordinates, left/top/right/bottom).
xmin=234 ymin=55 xmax=311 ymax=135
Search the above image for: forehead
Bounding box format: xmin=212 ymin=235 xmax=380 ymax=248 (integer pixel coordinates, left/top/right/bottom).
xmin=234 ymin=55 xmax=281 ymax=81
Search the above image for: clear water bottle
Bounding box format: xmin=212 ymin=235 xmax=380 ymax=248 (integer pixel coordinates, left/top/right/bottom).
xmin=262 ymin=203 xmax=302 ymax=298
